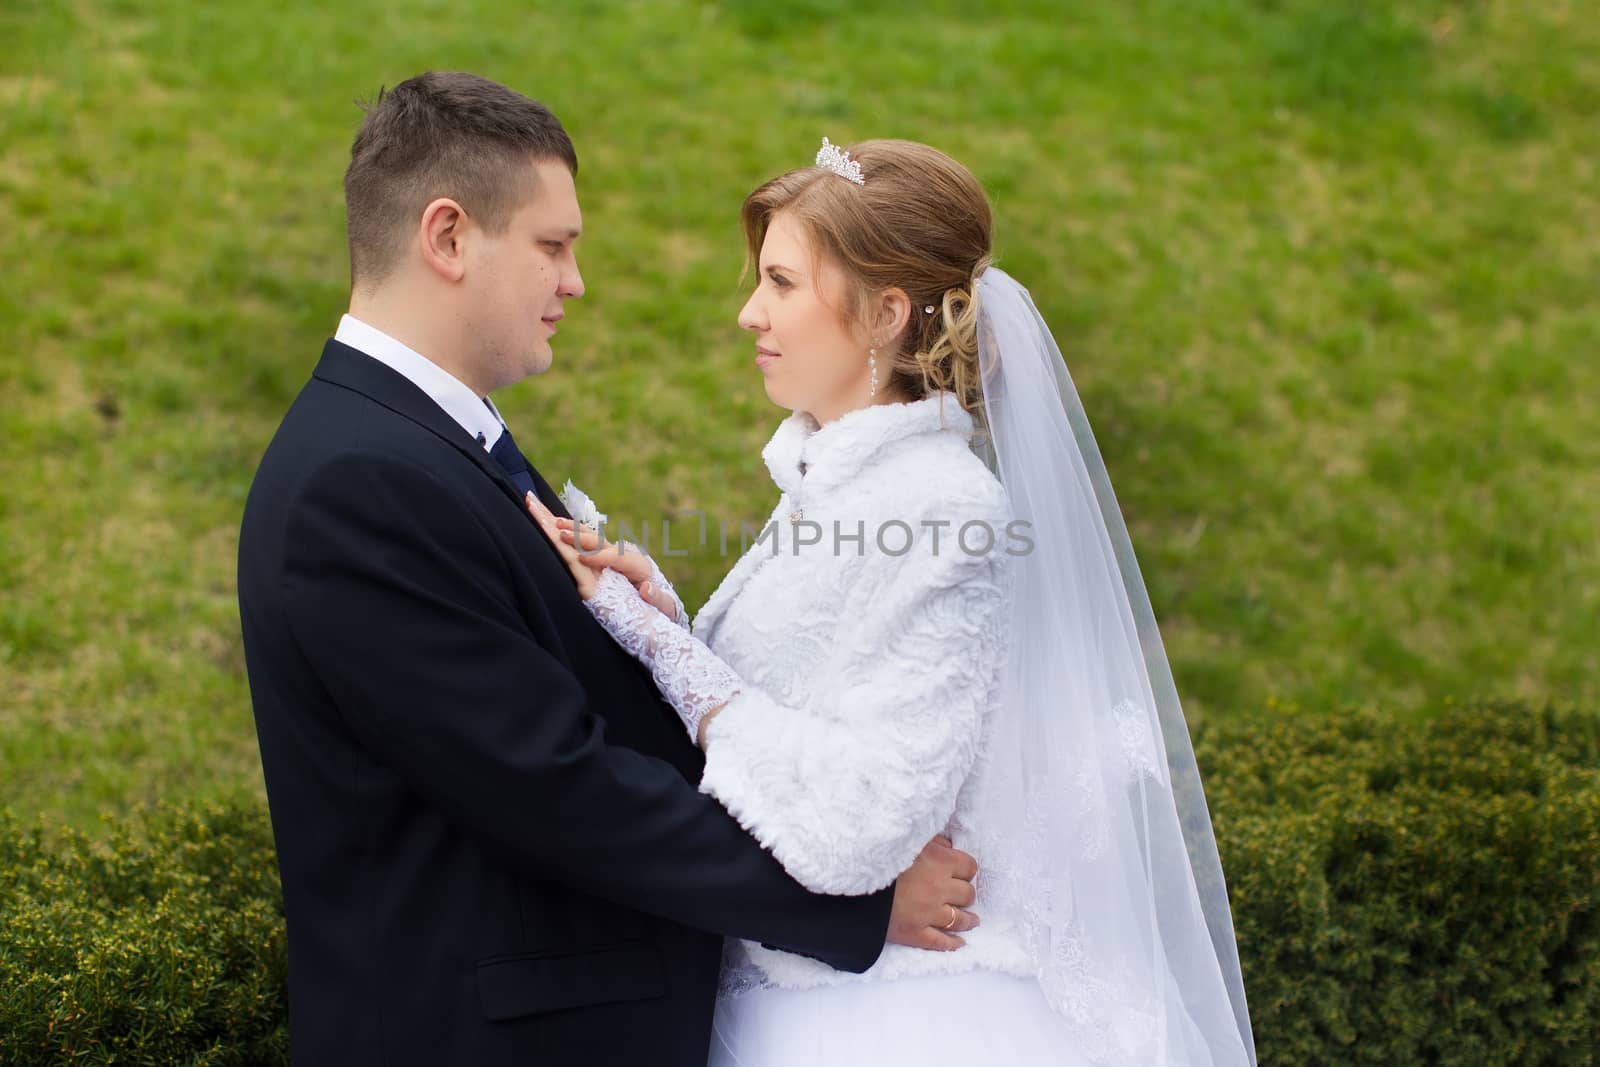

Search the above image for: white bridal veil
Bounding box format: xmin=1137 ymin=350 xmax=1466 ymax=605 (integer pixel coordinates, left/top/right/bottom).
xmin=965 ymin=268 xmax=1257 ymax=1065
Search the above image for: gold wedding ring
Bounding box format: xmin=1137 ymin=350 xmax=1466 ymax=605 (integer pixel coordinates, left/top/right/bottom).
xmin=940 ymin=904 xmax=960 ymax=930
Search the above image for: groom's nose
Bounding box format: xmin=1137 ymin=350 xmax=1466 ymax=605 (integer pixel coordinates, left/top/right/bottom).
xmin=559 ymin=258 xmax=585 ymax=300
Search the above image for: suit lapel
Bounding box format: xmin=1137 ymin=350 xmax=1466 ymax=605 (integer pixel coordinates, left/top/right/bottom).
xmin=311 ymin=339 xmax=570 ymax=520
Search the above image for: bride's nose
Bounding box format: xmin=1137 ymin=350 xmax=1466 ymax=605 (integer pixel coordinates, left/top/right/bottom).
xmin=737 ymin=291 xmax=766 ymax=333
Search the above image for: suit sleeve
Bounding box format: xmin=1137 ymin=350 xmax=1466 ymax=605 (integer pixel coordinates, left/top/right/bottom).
xmin=279 ymin=451 xmax=891 ymax=972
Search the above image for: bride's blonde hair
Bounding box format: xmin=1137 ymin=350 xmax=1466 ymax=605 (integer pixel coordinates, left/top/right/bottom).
xmin=741 ymin=139 xmax=992 ymax=422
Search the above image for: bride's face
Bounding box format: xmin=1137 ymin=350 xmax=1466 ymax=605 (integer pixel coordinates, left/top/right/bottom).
xmin=737 ymin=212 xmax=873 ymax=424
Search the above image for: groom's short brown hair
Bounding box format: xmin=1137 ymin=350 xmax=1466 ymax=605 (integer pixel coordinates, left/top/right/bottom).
xmin=343 ymin=71 xmax=577 ymax=287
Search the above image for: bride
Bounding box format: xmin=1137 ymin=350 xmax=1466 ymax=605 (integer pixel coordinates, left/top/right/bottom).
xmin=526 ymin=138 xmax=1256 ymax=1065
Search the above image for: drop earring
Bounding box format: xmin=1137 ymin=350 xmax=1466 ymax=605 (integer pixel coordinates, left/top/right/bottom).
xmin=868 ymin=346 xmax=879 ymax=399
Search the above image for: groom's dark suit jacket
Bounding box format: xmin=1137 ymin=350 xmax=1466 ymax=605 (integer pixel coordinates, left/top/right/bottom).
xmin=238 ymin=339 xmax=893 ymax=1066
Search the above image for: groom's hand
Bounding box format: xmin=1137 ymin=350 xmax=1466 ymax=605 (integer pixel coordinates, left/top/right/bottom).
xmin=887 ymin=835 xmax=980 ymax=952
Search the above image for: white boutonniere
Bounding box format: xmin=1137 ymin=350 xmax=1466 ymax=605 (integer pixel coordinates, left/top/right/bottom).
xmin=560 ymin=480 xmax=609 ymax=531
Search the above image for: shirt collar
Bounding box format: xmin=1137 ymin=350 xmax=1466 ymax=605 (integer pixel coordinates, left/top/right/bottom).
xmin=761 ymin=393 xmax=975 ymax=498
xmin=335 ymin=314 xmax=505 ymax=451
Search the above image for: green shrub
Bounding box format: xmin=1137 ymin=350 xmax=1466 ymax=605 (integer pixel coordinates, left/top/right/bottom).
xmin=0 ymin=801 xmax=287 ymax=1066
xmin=0 ymin=703 xmax=1593 ymax=1065
xmin=1197 ymin=701 xmax=1600 ymax=1066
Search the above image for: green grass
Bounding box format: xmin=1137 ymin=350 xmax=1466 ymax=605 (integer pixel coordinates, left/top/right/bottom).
xmin=1 ymin=0 xmax=1597 ymax=825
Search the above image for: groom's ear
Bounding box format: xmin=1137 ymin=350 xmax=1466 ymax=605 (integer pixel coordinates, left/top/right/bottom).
xmin=419 ymin=197 xmax=468 ymax=282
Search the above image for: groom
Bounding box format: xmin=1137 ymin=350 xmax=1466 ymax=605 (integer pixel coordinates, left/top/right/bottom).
xmin=237 ymin=72 xmax=979 ymax=1066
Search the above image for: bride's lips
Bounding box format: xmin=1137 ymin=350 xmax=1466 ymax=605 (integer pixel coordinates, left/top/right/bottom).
xmin=542 ymin=313 xmax=564 ymax=334
xmin=755 ymin=345 xmax=781 ymax=369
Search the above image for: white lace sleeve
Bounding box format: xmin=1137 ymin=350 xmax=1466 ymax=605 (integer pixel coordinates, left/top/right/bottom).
xmin=584 ymin=568 xmax=740 ymax=742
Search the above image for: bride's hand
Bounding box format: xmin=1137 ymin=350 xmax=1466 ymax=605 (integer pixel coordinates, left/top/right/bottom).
xmin=524 ymin=493 xmax=599 ymax=599
xmin=524 ymin=494 xmax=681 ymax=618
xmin=549 ymin=515 xmax=680 ymax=620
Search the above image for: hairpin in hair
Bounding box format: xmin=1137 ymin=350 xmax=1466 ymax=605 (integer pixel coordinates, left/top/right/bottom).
xmin=815 ymin=137 xmax=865 ymax=186
xmin=924 ymin=305 xmax=936 ymax=314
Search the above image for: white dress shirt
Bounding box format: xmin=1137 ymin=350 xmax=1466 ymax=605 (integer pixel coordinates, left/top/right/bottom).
xmin=335 ymin=314 xmax=505 ymax=452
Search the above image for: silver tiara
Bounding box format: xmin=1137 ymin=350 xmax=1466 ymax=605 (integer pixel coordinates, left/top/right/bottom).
xmin=815 ymin=137 xmax=865 ymax=185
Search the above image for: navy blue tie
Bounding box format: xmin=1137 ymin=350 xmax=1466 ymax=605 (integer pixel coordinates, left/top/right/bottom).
xmin=489 ymin=427 xmax=537 ymax=498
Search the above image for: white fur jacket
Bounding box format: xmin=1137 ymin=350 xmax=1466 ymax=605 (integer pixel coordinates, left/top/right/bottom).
xmin=583 ymin=393 xmax=1032 ymax=989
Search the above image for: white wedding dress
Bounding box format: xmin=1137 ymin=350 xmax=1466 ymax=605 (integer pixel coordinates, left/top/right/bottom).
xmin=577 ymin=270 xmax=1256 ymax=1066
xmin=580 ymin=394 xmax=1092 ymax=1065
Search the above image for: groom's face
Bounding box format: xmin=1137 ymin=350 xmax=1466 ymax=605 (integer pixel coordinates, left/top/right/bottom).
xmin=463 ymin=159 xmax=585 ymax=388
